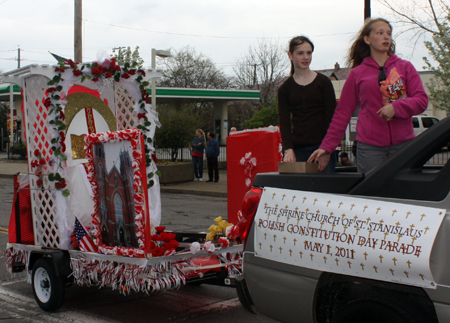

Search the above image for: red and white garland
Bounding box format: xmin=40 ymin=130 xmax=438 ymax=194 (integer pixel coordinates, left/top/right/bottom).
xmin=84 ymin=129 xmax=146 ymax=258
xmin=240 ymin=152 xmax=257 ymax=187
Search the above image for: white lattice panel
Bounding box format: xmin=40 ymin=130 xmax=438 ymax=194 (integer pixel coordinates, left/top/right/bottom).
xmin=24 ymin=75 xmax=60 ymax=248
xmin=115 ymin=84 xmax=137 ymax=131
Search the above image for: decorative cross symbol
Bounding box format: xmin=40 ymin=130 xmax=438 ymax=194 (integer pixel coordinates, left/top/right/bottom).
xmin=270 ymin=245 xmax=273 ymax=252
xmin=293 ymin=238 xmax=297 ymax=246
xmin=363 ymin=205 xmax=368 ymax=212
xmin=310 ymin=253 xmax=314 ymax=261
xmin=360 ymin=263 xmax=365 ymax=270
xmin=332 ymin=224 xmax=336 ymax=231
xmin=279 ymin=247 xmax=282 ymax=254
xmin=335 ymin=258 xmax=339 ymax=266
xmin=283 ymin=236 xmax=287 ymax=244
xmin=368 ymin=230 xmax=373 ymax=238
xmin=384 ymin=232 xmax=388 ymax=239
xmin=391 ymin=209 xmax=397 ymax=216
xmin=313 ymin=198 xmax=318 ymax=205
xmin=404 ymin=271 xmax=409 ymax=278
xmin=420 ymin=214 xmax=426 ymax=221
xmin=355 ymin=228 xmax=360 ymax=235
xmin=366 ymin=217 xmax=371 ymax=222
xmin=289 ymin=249 xmax=293 ymax=256
xmin=299 ymin=251 xmax=303 ymax=258
xmin=327 ymin=200 xmax=331 ymax=207
xmin=282 ymin=194 xmax=286 ymax=201
xmin=343 ymin=226 xmax=348 ymax=233
xmin=419 ymin=273 xmax=424 ymax=280
xmin=350 ymin=203 xmax=355 ymax=210
xmin=392 ymin=257 xmax=397 ymax=266
xmin=264 ymin=233 xmax=267 ymax=240
xmin=272 ymin=193 xmax=276 ymax=199
xmin=395 ymin=221 xmax=400 ymax=227
xmin=320 ymin=222 xmax=324 ymax=229
xmin=397 ymin=234 xmax=402 ymax=242
xmin=379 ymin=219 xmax=384 ymax=224
xmin=376 ymin=207 xmax=381 ymax=214
xmin=339 ymin=202 xmax=343 ymax=208
xmin=259 ymin=242 xmax=262 ymax=249
xmin=307 ymin=220 xmax=311 ymax=227
xmin=364 ymin=252 xmax=368 ymax=260
xmin=273 ymin=234 xmax=277 ymax=242
xmin=347 ymin=261 xmax=352 ymax=268
xmin=323 ymin=256 xmax=327 ymax=264
xmin=373 ymin=266 xmax=378 ymax=273
xmin=411 ymin=237 xmax=417 ymax=245
xmin=405 ymin=211 xmax=411 ymax=218
xmin=389 ymin=268 xmax=395 ymax=275
xmin=354 ymin=215 xmax=358 ymax=221
xmin=424 ymin=226 xmax=430 ymax=234
xmin=303 ymin=197 xmax=307 ymax=203
xmin=330 ymin=211 xmax=334 ymax=216
xmin=379 ymin=255 xmax=383 ymax=263
xmin=407 ymin=260 xmax=412 ymax=268
xmin=292 ymin=195 xmax=296 ymax=202
xmin=410 ymin=224 xmax=415 ymax=229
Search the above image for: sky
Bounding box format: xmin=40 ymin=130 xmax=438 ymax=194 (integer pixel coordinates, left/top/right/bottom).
xmin=0 ymin=0 xmax=440 ymax=77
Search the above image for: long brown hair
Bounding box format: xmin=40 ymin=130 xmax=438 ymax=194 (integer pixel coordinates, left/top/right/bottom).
xmin=288 ymin=36 xmax=315 ymax=76
xmin=346 ymin=18 xmax=396 ymax=69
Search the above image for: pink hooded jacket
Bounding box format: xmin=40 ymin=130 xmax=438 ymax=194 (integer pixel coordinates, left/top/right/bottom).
xmin=320 ymin=54 xmax=428 ymax=153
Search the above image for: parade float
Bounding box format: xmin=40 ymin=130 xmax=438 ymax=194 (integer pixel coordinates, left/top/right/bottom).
xmin=1 ymin=57 xmax=242 ymax=311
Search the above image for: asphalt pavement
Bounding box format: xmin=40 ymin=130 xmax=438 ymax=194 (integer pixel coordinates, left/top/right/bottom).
xmin=0 ymin=152 xmax=227 ymax=198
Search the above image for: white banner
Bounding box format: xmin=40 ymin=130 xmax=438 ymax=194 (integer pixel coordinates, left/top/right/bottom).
xmin=254 ymin=187 xmax=446 ymax=289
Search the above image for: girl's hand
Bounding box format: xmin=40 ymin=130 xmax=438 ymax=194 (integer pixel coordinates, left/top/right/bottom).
xmin=377 ymin=104 xmax=396 ymax=121
xmin=307 ymin=149 xmax=330 ymax=172
xmin=283 ymin=149 xmax=296 ymax=162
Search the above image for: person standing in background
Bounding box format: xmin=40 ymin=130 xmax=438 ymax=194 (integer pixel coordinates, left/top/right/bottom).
xmin=191 ymin=129 xmax=205 ymax=181
xmin=278 ymin=36 xmax=337 ymax=172
xmin=205 ymin=132 xmax=220 ymax=182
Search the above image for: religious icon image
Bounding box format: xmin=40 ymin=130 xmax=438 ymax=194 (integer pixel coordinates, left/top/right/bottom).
xmin=93 ymin=140 xmax=139 ymax=248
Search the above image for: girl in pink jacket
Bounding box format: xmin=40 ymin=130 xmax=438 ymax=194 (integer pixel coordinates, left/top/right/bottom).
xmin=308 ymin=18 xmax=428 ymax=173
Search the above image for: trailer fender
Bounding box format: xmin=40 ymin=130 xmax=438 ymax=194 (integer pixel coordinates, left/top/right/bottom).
xmin=29 ymin=249 xmax=72 ymax=278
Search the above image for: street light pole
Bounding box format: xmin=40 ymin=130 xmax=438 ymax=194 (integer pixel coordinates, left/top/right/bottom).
xmin=151 ymin=48 xmax=171 ymax=110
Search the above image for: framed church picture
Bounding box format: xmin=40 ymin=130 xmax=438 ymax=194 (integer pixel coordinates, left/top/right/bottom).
xmin=84 ymin=129 xmax=150 ymax=257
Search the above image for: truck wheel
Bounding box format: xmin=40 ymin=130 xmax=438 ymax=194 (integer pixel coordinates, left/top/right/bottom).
xmin=330 ymin=298 xmax=428 ymax=323
xmin=32 ymin=257 xmax=65 ymax=311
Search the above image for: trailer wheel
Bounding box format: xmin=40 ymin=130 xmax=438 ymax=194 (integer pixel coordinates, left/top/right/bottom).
xmin=32 ymin=257 xmax=65 ymax=311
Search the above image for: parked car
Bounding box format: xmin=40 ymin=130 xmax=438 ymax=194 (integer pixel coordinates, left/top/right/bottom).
xmin=234 ymin=116 xmax=450 ymax=323
xmin=413 ymin=114 xmax=440 ymax=136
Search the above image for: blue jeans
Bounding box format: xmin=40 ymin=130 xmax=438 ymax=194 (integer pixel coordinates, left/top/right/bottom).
xmin=294 ymin=144 xmax=336 ymax=173
xmin=192 ymin=155 xmax=203 ymax=179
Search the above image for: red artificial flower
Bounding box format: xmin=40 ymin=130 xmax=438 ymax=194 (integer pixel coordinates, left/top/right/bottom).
xmin=46 ymin=87 xmax=57 ymax=94
xmin=54 ymin=67 xmax=65 ymax=73
xmin=121 ymin=73 xmax=130 ymax=79
xmin=132 ymin=151 xmax=141 ymax=159
xmin=43 ymin=98 xmax=52 ymax=108
xmin=36 ymin=179 xmax=43 ymax=187
xmin=92 ymin=77 xmax=99 ymax=82
xmin=55 ymin=179 xmax=67 ymax=189
xmin=145 ymin=97 xmax=151 ymax=104
xmin=151 ymin=154 xmax=158 ymax=164
xmin=138 ymin=69 xmax=146 ymax=77
xmin=65 ymin=59 xmax=77 ymax=68
xmin=34 ymin=149 xmax=40 ymax=157
xmin=39 ymin=158 xmax=46 ymax=166
xmin=92 ymin=66 xmax=104 ymax=75
xmin=155 ymin=226 xmax=165 ymax=233
xmin=218 ymin=237 xmax=229 ymax=248
xmin=110 ymin=57 xmax=117 ymax=64
xmin=128 ymin=69 xmax=136 ymax=75
xmin=59 ymin=111 xmax=66 ymax=121
xmin=115 ymin=65 xmax=121 ymax=71
xmin=31 ymin=160 xmax=39 ymax=168
xmin=137 ymin=113 xmax=146 ymax=119
xmin=105 ymin=71 xmax=113 ymax=78
xmin=73 ymin=69 xmax=82 ymax=77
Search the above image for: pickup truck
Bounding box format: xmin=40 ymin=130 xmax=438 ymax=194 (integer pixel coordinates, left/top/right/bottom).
xmin=234 ymin=116 xmax=450 ymax=323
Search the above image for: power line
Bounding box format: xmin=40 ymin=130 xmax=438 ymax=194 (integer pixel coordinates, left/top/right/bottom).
xmin=84 ymin=19 xmax=355 ymax=39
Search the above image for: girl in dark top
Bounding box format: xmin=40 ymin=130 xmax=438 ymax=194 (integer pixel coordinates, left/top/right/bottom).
xmin=191 ymin=129 xmax=205 ymax=181
xmin=278 ymin=36 xmax=337 ymax=172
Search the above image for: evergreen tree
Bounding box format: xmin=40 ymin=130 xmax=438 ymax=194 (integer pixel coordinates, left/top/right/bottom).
xmin=111 ymin=46 xmax=144 ymax=68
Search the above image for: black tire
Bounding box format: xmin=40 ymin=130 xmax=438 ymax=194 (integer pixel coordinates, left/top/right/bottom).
xmin=330 ymin=298 xmax=429 ymax=323
xmin=31 ymin=257 xmax=65 ymax=312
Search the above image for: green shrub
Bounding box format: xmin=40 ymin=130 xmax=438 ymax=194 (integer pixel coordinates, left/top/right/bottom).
xmin=10 ymin=144 xmax=27 ymax=159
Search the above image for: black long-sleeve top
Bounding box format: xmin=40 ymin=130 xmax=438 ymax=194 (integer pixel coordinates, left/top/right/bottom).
xmin=278 ymin=73 xmax=336 ymax=150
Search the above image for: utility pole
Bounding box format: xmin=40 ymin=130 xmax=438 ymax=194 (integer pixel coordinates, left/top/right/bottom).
xmin=74 ymin=0 xmax=82 ymax=63
xmin=364 ymin=0 xmax=371 ymax=20
xmin=17 ymin=47 xmax=21 ymax=68
xmin=252 ymin=64 xmax=258 ymax=87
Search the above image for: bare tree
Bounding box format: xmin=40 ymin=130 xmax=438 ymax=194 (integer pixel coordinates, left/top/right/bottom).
xmin=233 ymin=39 xmax=289 ymax=106
xmin=158 ymin=46 xmax=232 ymax=89
xmin=378 ymin=0 xmax=449 ymax=45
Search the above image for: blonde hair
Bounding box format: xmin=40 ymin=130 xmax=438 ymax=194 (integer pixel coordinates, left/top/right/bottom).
xmin=196 ymin=129 xmax=205 ymax=138
xmin=346 ymin=18 xmax=396 ymax=69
